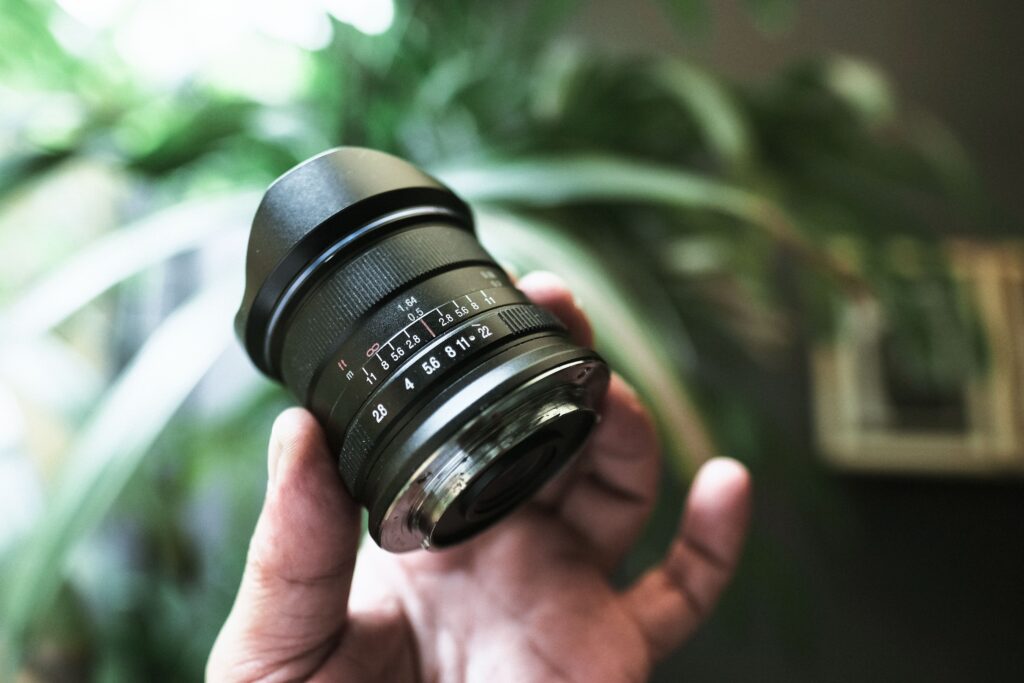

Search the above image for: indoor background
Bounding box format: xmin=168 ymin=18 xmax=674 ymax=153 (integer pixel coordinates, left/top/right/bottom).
xmin=1 ymin=1 xmax=1021 ymax=681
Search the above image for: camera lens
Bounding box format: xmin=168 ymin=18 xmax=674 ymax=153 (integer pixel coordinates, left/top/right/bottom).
xmin=235 ymin=148 xmax=609 ymax=552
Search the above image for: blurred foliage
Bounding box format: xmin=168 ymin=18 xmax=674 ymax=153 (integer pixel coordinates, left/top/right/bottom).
xmin=0 ymin=0 xmax=1002 ymax=679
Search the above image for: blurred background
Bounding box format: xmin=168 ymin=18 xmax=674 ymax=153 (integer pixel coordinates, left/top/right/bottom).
xmin=1 ymin=0 xmax=1022 ymax=681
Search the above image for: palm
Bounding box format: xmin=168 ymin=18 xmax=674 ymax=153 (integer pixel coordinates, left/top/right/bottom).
xmin=208 ymin=274 xmax=751 ymax=683
xmin=339 ymin=374 xmax=661 ymax=683
xmin=348 ymin=513 xmax=651 ymax=682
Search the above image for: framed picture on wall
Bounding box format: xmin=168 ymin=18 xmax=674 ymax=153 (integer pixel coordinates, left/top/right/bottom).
xmin=812 ymin=240 xmax=1024 ymax=476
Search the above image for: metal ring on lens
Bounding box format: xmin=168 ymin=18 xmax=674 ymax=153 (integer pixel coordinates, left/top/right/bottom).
xmin=378 ymin=358 xmax=606 ymax=551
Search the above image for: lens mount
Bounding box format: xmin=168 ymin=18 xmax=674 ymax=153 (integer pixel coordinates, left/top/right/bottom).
xmin=377 ymin=357 xmax=608 ymax=551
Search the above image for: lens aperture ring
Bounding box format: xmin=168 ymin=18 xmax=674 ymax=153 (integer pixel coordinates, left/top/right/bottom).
xmin=310 ymin=267 xmax=523 ymax=422
xmin=338 ymin=304 xmax=566 ymax=493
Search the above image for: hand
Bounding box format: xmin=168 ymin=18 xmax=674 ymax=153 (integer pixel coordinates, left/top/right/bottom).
xmin=207 ymin=272 xmax=752 ymax=683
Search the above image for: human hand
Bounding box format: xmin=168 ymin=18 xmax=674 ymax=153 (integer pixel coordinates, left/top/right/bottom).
xmin=207 ymin=272 xmax=752 ymax=682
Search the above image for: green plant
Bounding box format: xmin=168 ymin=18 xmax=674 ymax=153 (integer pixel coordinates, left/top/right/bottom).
xmin=0 ymin=0 xmax=993 ymax=679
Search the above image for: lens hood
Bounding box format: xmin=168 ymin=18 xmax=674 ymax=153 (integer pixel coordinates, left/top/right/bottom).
xmin=236 ymin=147 xmax=472 ymax=376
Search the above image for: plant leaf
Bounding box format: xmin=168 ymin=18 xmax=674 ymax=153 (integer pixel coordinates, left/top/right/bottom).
xmin=1 ymin=191 xmax=257 ymax=338
xmin=0 ymin=278 xmax=239 ymax=657
xmin=437 ymin=155 xmax=865 ymax=293
xmin=647 ymin=60 xmax=754 ymax=172
xmin=0 ymin=149 xmax=74 ymax=205
xmin=476 ymin=208 xmax=717 ymax=477
xmin=438 ymin=153 xmax=760 ymax=220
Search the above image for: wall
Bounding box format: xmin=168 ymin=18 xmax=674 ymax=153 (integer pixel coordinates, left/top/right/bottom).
xmin=575 ymin=2 xmax=1024 ymax=680
xmin=575 ymin=0 xmax=1024 ymax=221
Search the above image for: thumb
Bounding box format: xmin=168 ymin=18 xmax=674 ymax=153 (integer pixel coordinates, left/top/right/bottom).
xmin=207 ymin=408 xmax=362 ymax=682
xmin=620 ymin=457 xmax=751 ymax=661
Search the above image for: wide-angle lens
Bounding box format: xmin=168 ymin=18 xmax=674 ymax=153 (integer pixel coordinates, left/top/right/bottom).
xmin=235 ymin=147 xmax=609 ymax=551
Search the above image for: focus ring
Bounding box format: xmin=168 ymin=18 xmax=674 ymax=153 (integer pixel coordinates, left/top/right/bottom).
xmin=498 ymin=306 xmax=557 ymax=334
xmin=279 ymin=224 xmax=494 ymax=396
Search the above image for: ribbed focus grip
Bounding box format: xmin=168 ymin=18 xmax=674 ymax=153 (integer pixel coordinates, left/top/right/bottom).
xmin=497 ymin=306 xmax=558 ymax=335
xmin=278 ymin=224 xmax=494 ymax=397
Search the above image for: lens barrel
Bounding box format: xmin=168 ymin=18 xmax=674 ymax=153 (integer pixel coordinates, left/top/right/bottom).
xmin=236 ymin=148 xmax=609 ymax=551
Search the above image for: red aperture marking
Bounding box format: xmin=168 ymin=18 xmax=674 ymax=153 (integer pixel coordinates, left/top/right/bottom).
xmin=421 ymin=319 xmax=436 ymax=337
xmin=366 ymin=342 xmax=381 ymax=357
xmin=337 ymin=359 xmax=348 ymax=371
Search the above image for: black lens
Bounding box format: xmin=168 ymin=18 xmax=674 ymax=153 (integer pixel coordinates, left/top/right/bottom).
xmin=236 ymin=148 xmax=609 ymax=551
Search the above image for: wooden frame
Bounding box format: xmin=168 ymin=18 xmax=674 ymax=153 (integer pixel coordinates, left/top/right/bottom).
xmin=812 ymin=241 xmax=1024 ymax=476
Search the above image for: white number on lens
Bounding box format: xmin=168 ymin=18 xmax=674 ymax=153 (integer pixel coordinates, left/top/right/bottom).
xmin=380 ymin=359 xmax=389 ymax=370
xmin=445 ymin=345 xmax=456 ymax=358
xmin=372 ymin=404 xmax=388 ymax=423
xmin=405 ymin=378 xmax=415 ymax=390
xmin=422 ymin=356 xmax=441 ymax=374
xmin=479 ymin=325 xmax=492 ymax=338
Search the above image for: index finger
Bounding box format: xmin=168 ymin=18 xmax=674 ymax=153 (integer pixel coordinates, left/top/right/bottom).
xmin=517 ymin=272 xmax=661 ymax=570
xmin=516 ymin=271 xmax=594 ymax=347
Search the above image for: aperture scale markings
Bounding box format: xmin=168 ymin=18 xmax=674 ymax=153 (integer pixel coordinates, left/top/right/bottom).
xmin=337 ymin=287 xmax=503 ymax=390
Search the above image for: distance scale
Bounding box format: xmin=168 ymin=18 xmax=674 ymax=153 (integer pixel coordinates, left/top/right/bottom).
xmin=353 ymin=287 xmax=501 ymax=390
xmin=310 ymin=266 xmax=533 ymax=433
xmin=340 ymin=303 xmax=561 ymax=452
